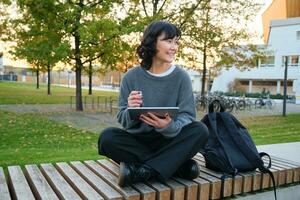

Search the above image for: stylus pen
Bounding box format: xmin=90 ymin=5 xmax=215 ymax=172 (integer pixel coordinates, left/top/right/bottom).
xmin=137 ymin=91 xmax=143 ymax=107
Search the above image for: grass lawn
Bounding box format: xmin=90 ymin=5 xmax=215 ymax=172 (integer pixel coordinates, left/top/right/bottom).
xmin=0 ymin=81 xmax=299 ymax=168
xmin=1 ymin=109 xmax=300 ymax=168
xmin=241 ymin=114 xmax=300 ymax=145
xmin=0 ymin=81 xmax=118 ymax=104
xmin=0 ymin=110 xmax=103 ymax=168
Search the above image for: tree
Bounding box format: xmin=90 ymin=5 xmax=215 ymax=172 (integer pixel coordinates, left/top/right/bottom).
xmin=0 ymin=0 xmax=10 ymax=37
xmin=123 ymin=0 xmax=263 ymax=96
xmin=8 ymin=0 xmax=69 ymax=93
xmin=56 ymin=0 xmax=143 ymax=110
xmin=112 ymin=0 xmax=208 ymax=76
xmin=4 ymin=0 xmax=134 ymax=110
xmin=180 ymin=0 xmax=263 ymax=96
xmin=79 ymin=18 xmax=135 ymax=95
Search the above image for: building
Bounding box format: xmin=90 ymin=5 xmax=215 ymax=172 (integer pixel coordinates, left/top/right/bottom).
xmin=211 ymin=0 xmax=300 ymax=103
xmin=262 ymin=0 xmax=300 ymax=43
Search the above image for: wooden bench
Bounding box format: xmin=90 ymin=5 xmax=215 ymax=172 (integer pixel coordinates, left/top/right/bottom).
xmin=0 ymin=153 xmax=299 ymax=200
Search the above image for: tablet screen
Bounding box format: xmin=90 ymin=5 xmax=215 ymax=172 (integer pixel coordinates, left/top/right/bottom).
xmin=127 ymin=107 xmax=179 ymax=120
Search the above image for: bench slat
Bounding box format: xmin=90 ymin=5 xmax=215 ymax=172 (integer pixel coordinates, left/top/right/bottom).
xmin=84 ymin=160 xmax=140 ymax=200
xmin=97 ymin=159 xmax=156 ymax=200
xmin=237 ymin=172 xmax=253 ymax=193
xmin=269 ymin=164 xmax=288 ymax=186
xmin=108 ymin=159 xmax=171 ymax=200
xmin=195 ymin=154 xmax=244 ymax=195
xmin=195 ymin=153 xmax=294 ymax=192
xmin=267 ymin=167 xmax=280 ymax=187
xmin=259 ymin=170 xmax=270 ymax=189
xmin=172 ymin=177 xmax=198 ymax=200
xmin=271 ymin=155 xmax=300 ymax=165
xmin=147 ymin=180 xmax=171 ymax=200
xmin=55 ymin=162 xmax=104 ymax=199
xmin=40 ymin=163 xmax=81 ymax=200
xmin=194 ymin=170 xmax=221 ymax=200
xmin=272 ymin=157 xmax=300 ymax=183
xmin=25 ymin=165 xmax=59 ymax=200
xmin=268 ymin=158 xmax=298 ymax=183
xmin=194 ymin=156 xmax=233 ymax=197
xmin=70 ymin=161 xmax=123 ymax=200
xmin=262 ymin=157 xmax=287 ymax=186
xmin=270 ymin=155 xmax=300 ymax=182
xmin=162 ymin=179 xmax=185 ymax=200
xmin=250 ymin=171 xmax=262 ymax=191
xmin=8 ymin=166 xmax=35 ymax=200
xmin=0 ymin=167 xmax=11 ymax=200
xmin=193 ymin=177 xmax=210 ymax=200
xmin=3 ymin=153 xmax=298 ymax=200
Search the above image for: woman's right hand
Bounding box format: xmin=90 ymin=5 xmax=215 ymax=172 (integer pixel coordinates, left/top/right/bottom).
xmin=127 ymin=91 xmax=143 ymax=107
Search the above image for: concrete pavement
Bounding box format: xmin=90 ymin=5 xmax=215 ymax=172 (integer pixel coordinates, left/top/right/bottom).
xmin=257 ymin=142 xmax=300 ymax=163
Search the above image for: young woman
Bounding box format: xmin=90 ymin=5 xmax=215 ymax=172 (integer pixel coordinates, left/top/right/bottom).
xmin=98 ymin=21 xmax=208 ymax=187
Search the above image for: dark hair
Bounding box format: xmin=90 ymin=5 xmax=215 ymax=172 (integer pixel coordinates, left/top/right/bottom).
xmin=137 ymin=21 xmax=181 ymax=70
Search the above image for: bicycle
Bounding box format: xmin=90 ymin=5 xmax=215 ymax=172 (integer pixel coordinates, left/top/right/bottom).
xmin=255 ymin=96 xmax=275 ymax=109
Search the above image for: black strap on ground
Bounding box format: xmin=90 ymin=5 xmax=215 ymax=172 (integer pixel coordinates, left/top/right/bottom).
xmin=266 ymin=168 xmax=277 ymax=200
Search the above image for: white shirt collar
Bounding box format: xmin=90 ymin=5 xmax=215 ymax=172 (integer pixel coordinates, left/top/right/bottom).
xmin=147 ymin=65 xmax=176 ymax=77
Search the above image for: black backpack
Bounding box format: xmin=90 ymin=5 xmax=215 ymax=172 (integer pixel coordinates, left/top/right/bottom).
xmin=201 ymin=100 xmax=277 ymax=199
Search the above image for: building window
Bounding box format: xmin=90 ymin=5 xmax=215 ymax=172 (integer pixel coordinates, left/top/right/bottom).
xmin=239 ymin=81 xmax=249 ymax=85
xmin=260 ymin=56 xmax=275 ymax=67
xmin=253 ymin=81 xmax=277 ymax=86
xmin=297 ymin=31 xmax=300 ymax=40
xmin=291 ymin=56 xmax=299 ymax=66
xmin=282 ymin=55 xmax=300 ymax=67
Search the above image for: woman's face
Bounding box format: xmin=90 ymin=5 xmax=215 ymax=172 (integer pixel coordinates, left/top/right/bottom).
xmin=152 ymin=32 xmax=180 ymax=64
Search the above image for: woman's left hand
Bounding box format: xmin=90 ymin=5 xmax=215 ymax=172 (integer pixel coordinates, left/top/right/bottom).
xmin=139 ymin=112 xmax=172 ymax=129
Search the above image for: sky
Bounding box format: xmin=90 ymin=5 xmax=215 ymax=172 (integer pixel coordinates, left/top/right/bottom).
xmin=1 ymin=0 xmax=273 ymax=68
xmin=248 ymin=0 xmax=273 ymax=44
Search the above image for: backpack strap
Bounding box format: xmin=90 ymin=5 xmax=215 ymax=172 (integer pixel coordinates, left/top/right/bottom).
xmin=263 ymin=168 xmax=277 ymax=200
xmin=220 ymin=113 xmax=265 ymax=169
xmin=208 ymin=100 xmax=225 ymax=113
xmin=220 ymin=113 xmax=277 ymax=200
xmin=207 ymin=113 xmax=236 ymax=174
xmin=259 ymin=152 xmax=272 ymax=168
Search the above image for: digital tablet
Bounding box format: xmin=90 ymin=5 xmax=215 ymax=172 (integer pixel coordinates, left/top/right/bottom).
xmin=127 ymin=107 xmax=179 ymax=120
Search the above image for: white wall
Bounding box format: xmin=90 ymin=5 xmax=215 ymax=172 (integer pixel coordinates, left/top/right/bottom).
xmin=268 ymin=21 xmax=300 ymax=70
xmin=185 ymin=68 xmax=202 ymax=92
xmin=211 ymin=17 xmax=300 ymax=95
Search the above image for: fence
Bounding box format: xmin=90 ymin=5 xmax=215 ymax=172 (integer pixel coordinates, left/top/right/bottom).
xmin=70 ymin=96 xmax=119 ymax=113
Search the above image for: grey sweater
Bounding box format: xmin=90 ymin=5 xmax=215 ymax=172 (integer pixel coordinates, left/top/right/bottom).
xmin=117 ymin=66 xmax=196 ymax=138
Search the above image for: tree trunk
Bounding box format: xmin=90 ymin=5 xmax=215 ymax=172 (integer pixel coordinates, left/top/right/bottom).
xmin=75 ymin=64 xmax=83 ymax=111
xmin=47 ymin=64 xmax=51 ymax=95
xmin=36 ymin=67 xmax=39 ymax=89
xmin=201 ymin=1 xmax=210 ymax=97
xmin=201 ymin=43 xmax=207 ymax=96
xmin=74 ymin=1 xmax=83 ymax=111
xmin=88 ymin=61 xmax=92 ymax=95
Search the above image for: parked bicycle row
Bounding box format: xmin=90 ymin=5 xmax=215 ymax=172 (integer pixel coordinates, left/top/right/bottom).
xmin=194 ymin=92 xmax=277 ymax=112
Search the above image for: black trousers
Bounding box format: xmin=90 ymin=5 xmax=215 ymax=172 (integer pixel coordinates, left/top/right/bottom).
xmin=98 ymin=121 xmax=208 ymax=180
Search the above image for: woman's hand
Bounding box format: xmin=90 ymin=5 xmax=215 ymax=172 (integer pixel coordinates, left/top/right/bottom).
xmin=127 ymin=91 xmax=143 ymax=107
xmin=140 ymin=112 xmax=172 ymax=129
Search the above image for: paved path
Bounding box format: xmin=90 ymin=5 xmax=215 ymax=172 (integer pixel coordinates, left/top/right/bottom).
xmin=257 ymin=142 xmax=300 ymax=163
xmin=1 ymin=102 xmax=300 ymax=116
xmin=1 ymin=103 xmax=300 ymax=133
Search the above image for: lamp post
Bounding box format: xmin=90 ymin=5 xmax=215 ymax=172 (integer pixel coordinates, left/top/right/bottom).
xmin=282 ymin=56 xmax=288 ymax=116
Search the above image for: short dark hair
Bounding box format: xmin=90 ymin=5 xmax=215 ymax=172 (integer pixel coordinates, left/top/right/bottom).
xmin=137 ymin=21 xmax=181 ymax=70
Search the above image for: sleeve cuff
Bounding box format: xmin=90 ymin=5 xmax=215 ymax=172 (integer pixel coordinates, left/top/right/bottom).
xmin=155 ymin=120 xmax=179 ymax=138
